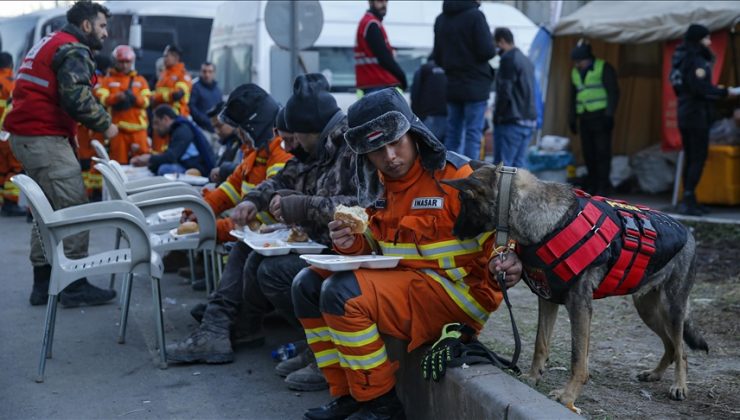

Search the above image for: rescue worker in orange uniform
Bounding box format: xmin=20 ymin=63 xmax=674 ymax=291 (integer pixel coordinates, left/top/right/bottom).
xmin=292 ymin=88 xmax=523 ymax=419
xmin=182 ymin=84 xmax=292 ymax=244
xmin=94 ymin=45 xmax=150 ymax=163
xmin=151 ymin=44 xmax=191 ymax=153
xmin=0 ymin=51 xmax=26 ymax=216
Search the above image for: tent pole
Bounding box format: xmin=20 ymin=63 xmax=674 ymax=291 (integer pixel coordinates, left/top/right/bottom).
xmin=671 ymin=150 xmax=684 ymax=207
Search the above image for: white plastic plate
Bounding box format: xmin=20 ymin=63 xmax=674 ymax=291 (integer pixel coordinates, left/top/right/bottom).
xmin=246 ymin=239 xmax=292 ymax=256
xmin=163 ymin=173 xmax=209 ymax=186
xmin=169 ymin=227 xmax=199 ymax=239
xmin=285 ymin=241 xmax=327 ymax=254
xmin=300 ymin=255 xmax=402 ymax=271
xmin=158 ymin=207 xmax=185 ymax=223
xmin=229 ymin=229 xmax=245 ymax=239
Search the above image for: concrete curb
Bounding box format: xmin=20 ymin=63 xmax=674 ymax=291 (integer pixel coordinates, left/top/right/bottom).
xmin=385 ymin=338 xmax=579 ymax=420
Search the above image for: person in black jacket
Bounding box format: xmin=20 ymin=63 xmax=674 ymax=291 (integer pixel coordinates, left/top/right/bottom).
xmin=207 ymin=101 xmax=241 ymax=183
xmin=492 ymin=27 xmax=536 ymax=167
xmin=410 ymin=57 xmax=447 ymax=142
xmin=130 ymin=104 xmax=215 ymax=175
xmin=432 ymin=0 xmax=496 ymax=159
xmin=569 ymin=42 xmax=620 ymax=196
xmin=672 ymin=24 xmax=737 ymax=215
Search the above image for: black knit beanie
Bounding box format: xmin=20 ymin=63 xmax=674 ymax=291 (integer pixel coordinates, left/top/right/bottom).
xmin=571 ymin=43 xmax=593 ymax=61
xmin=685 ymin=24 xmax=710 ymax=43
xmin=284 ymin=73 xmax=340 ymax=133
xmin=275 ymin=107 xmax=291 ymax=132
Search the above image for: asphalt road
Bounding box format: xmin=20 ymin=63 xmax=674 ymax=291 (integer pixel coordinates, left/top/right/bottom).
xmin=0 ymin=216 xmax=327 ymax=419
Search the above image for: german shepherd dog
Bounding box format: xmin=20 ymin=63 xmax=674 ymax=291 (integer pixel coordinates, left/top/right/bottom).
xmin=443 ymin=164 xmax=708 ymax=412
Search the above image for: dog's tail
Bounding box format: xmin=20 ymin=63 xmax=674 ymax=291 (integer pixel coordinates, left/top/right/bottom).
xmin=683 ymin=318 xmax=709 ymax=353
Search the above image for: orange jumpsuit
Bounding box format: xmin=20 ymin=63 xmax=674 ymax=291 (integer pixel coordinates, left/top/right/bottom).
xmin=294 ymin=157 xmax=503 ymax=401
xmin=94 ymin=68 xmax=151 ymax=163
xmin=152 ymin=62 xmax=192 ymax=152
xmin=0 ymin=67 xmax=22 ymax=206
xmin=202 ymin=135 xmax=292 ymax=243
xmin=76 ymin=124 xmax=103 ymax=199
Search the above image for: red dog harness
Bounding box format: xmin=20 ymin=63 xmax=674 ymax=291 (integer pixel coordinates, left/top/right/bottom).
xmin=519 ymin=191 xmax=675 ymax=303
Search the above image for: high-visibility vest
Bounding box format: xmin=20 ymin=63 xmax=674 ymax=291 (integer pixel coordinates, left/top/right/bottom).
xmin=354 ymin=12 xmax=401 ymax=90
xmin=571 ymin=59 xmax=608 ymax=114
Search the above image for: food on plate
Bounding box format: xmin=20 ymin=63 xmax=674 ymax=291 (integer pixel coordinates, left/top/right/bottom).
xmin=333 ymin=205 xmax=368 ymax=234
xmin=286 ymin=227 xmax=309 ymax=242
xmin=263 ymin=242 xmax=272 ymax=248
xmin=247 ymin=219 xmax=262 ymax=232
xmin=260 ymin=223 xmax=286 ymax=233
xmin=177 ymin=221 xmax=199 ymax=235
xmin=185 ymin=168 xmax=202 ymax=177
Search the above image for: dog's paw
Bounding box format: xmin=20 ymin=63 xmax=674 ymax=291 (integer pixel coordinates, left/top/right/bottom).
xmin=548 ymin=388 xmax=565 ymax=401
xmin=523 ymin=370 xmax=542 ymax=386
xmin=670 ymin=384 xmax=688 ymax=401
xmin=637 ymin=369 xmax=662 ymax=382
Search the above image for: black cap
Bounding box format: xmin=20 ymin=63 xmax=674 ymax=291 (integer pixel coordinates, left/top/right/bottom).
xmin=164 ymin=44 xmax=182 ymax=56
xmin=571 ymin=42 xmax=593 ymax=61
xmin=275 ymin=107 xmax=291 ymax=132
xmin=220 ymin=83 xmax=280 ymax=148
xmin=284 ymin=73 xmax=340 ymax=133
xmin=685 ymin=24 xmax=710 ymax=43
xmin=0 ymin=52 xmax=13 ymax=69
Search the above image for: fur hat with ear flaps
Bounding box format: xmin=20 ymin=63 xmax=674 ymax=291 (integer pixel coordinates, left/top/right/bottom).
xmin=344 ymin=88 xmax=447 ymax=207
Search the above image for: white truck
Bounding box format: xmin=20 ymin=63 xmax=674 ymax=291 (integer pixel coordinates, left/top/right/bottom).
xmin=208 ymin=0 xmax=538 ymax=109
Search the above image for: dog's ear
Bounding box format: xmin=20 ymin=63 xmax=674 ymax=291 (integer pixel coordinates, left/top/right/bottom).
xmin=469 ymin=159 xmax=493 ymax=171
xmin=441 ymin=178 xmax=478 ymax=199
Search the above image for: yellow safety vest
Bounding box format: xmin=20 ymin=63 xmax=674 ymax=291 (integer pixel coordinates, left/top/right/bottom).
xmin=571 ymin=59 xmax=608 ymax=114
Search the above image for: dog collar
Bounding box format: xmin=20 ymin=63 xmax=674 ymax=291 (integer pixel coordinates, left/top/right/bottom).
xmin=495 ymin=166 xmax=517 ymax=252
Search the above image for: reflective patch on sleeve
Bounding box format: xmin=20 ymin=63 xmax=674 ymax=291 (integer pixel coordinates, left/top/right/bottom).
xmin=695 ymin=67 xmax=706 ymax=79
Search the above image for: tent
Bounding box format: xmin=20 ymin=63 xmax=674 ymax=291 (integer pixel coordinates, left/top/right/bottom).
xmin=543 ymin=1 xmax=740 ymax=163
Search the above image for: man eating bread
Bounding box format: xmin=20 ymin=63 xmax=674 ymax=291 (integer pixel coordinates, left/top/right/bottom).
xmin=292 ymin=88 xmax=524 ymax=419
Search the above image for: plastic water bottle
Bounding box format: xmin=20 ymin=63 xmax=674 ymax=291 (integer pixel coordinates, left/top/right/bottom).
xmin=271 ymin=342 xmax=298 ymax=362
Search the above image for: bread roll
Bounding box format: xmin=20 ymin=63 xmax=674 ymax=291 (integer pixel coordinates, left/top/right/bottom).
xmin=286 ymin=227 xmax=309 ymax=242
xmin=185 ymin=168 xmax=202 ymax=177
xmin=177 ymin=221 xmax=199 ymax=235
xmin=247 ymin=219 xmax=262 ymax=232
xmin=333 ymin=205 xmax=368 ymax=234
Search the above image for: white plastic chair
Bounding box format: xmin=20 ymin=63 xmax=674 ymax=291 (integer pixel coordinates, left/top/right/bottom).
xmin=95 ymin=163 xmax=219 ymax=294
xmin=11 ymin=175 xmax=167 ymax=383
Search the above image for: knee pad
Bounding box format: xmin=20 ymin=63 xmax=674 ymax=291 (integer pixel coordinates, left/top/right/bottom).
xmin=319 ymin=271 xmax=361 ymax=316
xmin=291 ymin=268 xmax=325 ymax=318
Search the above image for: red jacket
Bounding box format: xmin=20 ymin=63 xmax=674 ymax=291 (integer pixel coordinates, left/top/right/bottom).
xmin=4 ymin=31 xmax=93 ymax=137
xmin=354 ymin=12 xmax=401 ymax=90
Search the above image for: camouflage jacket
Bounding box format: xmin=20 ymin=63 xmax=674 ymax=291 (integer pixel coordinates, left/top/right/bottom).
xmin=52 ymin=24 xmax=111 ymax=133
xmin=244 ymin=112 xmax=359 ymax=246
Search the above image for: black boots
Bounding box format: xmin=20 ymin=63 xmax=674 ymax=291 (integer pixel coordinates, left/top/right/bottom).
xmin=304 ymin=395 xmax=362 ymax=420
xmin=678 ymin=192 xmax=705 ymax=216
xmin=304 ymin=389 xmax=405 ymax=420
xmin=346 ymin=389 xmax=405 ymax=420
xmin=29 ymin=265 xmax=52 ymax=305
xmin=30 ymin=266 xmax=116 ymax=307
xmin=58 ymin=278 xmax=117 ymax=308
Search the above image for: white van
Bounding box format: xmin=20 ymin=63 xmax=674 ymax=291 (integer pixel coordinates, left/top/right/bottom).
xmin=208 ymin=0 xmax=538 ymax=109
xmin=0 ymin=2 xmax=221 ymax=83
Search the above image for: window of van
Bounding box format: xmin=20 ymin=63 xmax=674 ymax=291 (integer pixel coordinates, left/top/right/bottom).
xmin=314 ymin=47 xmax=428 ymax=93
xmin=211 ymin=45 xmax=253 ymax=94
xmin=0 ymin=16 xmax=36 ymax=67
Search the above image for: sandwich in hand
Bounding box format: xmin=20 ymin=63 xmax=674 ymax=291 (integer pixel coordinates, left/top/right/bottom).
xmin=177 ymin=221 xmax=199 ymax=235
xmin=333 ymin=205 xmax=368 ymax=234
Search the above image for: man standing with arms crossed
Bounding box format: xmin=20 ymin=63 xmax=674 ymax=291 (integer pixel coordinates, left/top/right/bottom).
xmin=4 ymin=0 xmax=118 ymax=307
xmin=354 ymin=0 xmax=408 ymax=96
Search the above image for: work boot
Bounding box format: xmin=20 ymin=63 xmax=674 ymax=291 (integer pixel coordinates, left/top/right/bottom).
xmin=346 ymin=388 xmax=405 ymax=420
xmin=166 ymin=327 xmax=234 ymax=364
xmin=29 ymin=265 xmax=52 ymax=306
xmin=162 ymin=250 xmax=189 ymax=273
xmin=304 ymin=395 xmax=362 ymax=420
xmin=1 ymin=202 xmax=27 ymax=217
xmin=276 ymin=347 xmax=313 ymax=377
xmin=285 ymin=362 xmax=328 ymax=391
xmin=190 ymin=303 xmax=207 ymax=323
xmin=59 ymin=278 xmax=117 ymax=308
xmin=678 ymin=193 xmax=703 ymax=216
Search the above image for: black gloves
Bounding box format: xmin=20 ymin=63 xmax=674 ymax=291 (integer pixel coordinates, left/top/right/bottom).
xmin=421 ymin=323 xmax=475 ymax=382
xmin=172 ymin=89 xmax=185 ymax=102
xmin=112 ymin=91 xmax=135 ymax=111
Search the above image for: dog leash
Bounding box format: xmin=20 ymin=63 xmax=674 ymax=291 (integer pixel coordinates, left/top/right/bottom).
xmin=489 ymin=166 xmax=521 ymax=373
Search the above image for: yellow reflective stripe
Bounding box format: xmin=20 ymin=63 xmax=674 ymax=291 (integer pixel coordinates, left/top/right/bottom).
xmin=445 ymin=267 xmax=468 ymax=281
xmin=140 ymin=89 xmax=151 ymax=108
xmin=96 ymin=87 xmax=110 ymax=104
xmin=379 ymin=231 xmax=493 ymax=260
xmin=255 ymin=156 xmax=267 ymax=164
xmin=305 ymin=326 xmax=332 ymax=344
xmin=0 ymin=99 xmax=6 ymax=107
xmin=266 ymin=163 xmax=285 ymax=178
xmin=3 ymin=180 xmax=19 ymax=198
xmin=328 ymin=324 xmax=380 ymax=348
xmin=422 ymin=269 xmax=489 ymax=325
xmin=338 ymin=345 xmax=388 ymax=370
xmin=174 ymin=81 xmax=191 ymax=102
xmin=157 ymin=87 xmax=171 ymax=102
xmin=218 ymin=181 xmax=240 ymax=205
xmin=256 ymin=211 xmax=277 ymax=225
xmin=315 ymin=348 xmax=340 ymax=368
xmin=439 ymin=256 xmax=455 ymax=269
xmin=118 ymin=120 xmax=147 ymax=131
xmin=240 ymin=181 xmax=256 ymax=196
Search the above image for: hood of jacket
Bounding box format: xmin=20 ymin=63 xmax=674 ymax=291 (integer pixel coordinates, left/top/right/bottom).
xmin=442 ymin=0 xmax=479 ymax=15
